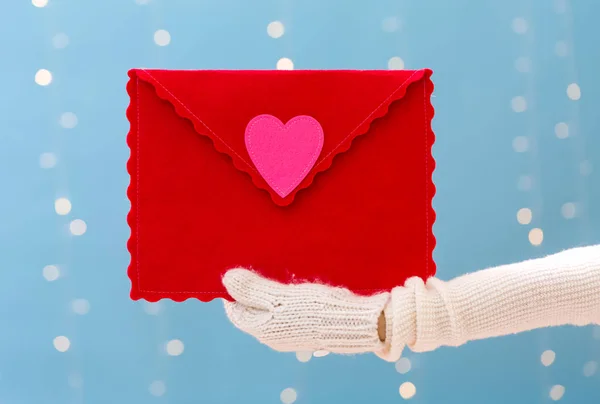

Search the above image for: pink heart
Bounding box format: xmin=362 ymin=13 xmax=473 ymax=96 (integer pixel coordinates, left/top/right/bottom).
xmin=245 ymin=114 xmax=324 ymax=198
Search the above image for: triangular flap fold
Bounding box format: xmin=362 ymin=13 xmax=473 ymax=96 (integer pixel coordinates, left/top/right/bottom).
xmin=128 ymin=68 xmax=432 ymax=206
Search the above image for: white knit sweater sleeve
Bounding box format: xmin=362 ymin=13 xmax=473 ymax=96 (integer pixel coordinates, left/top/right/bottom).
xmin=379 ymin=244 xmax=600 ymax=361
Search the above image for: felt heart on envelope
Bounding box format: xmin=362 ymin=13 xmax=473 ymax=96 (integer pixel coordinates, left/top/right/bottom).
xmin=245 ymin=114 xmax=324 ymax=198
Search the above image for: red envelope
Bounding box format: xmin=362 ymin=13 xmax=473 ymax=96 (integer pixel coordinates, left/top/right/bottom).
xmin=126 ymin=68 xmax=436 ymax=302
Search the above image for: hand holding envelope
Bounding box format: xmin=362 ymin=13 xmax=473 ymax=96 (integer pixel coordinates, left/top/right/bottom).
xmin=221 ymin=268 xmax=392 ymax=357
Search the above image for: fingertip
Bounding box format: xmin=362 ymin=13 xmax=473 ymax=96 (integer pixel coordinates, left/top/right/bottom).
xmin=222 ymin=267 xmax=254 ymax=288
xmin=222 ymin=268 xmax=276 ymax=309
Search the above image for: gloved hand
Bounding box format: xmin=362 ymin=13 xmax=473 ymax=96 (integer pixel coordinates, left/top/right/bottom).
xmin=222 ymin=268 xmax=393 ymax=357
xmin=222 ymin=245 xmax=600 ymax=363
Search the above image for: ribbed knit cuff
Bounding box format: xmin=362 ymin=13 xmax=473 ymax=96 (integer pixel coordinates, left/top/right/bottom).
xmin=375 ymin=284 xmax=416 ymax=362
xmin=316 ymin=291 xmax=390 ymax=353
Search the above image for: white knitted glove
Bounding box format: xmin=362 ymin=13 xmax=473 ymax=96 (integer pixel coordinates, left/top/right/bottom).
xmin=224 ymin=245 xmax=600 ymax=362
xmin=223 ymin=269 xmax=390 ymax=355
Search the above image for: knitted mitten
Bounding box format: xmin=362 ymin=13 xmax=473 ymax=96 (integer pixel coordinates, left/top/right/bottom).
xmin=223 ymin=245 xmax=600 ymax=362
xmin=223 ymin=269 xmax=390 ymax=354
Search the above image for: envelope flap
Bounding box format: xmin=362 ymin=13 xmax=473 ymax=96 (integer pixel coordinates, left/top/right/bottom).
xmin=129 ymin=68 xmax=431 ymax=206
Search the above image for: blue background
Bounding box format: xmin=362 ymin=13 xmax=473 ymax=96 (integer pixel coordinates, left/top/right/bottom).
xmin=1 ymin=0 xmax=599 ymax=403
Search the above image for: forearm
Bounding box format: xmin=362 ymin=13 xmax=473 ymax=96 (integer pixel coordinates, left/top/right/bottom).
xmin=382 ymin=245 xmax=600 ymax=359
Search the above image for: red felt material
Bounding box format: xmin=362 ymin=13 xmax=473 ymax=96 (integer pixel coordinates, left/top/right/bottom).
xmin=126 ymin=68 xmax=436 ymax=302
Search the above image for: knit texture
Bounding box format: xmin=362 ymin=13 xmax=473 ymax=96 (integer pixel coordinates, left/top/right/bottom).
xmin=223 ymin=269 xmax=389 ymax=353
xmin=378 ymin=244 xmax=600 ymax=361
xmin=223 ymin=245 xmax=600 ymax=361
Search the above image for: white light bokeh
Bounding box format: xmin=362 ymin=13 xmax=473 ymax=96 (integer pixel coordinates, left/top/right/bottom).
xmin=549 ymin=385 xmax=565 ymax=401
xmin=541 ymin=350 xmax=556 ymax=367
xmin=517 ymin=208 xmax=532 ymax=225
xmin=395 ymin=357 xmax=412 ymax=374
xmin=381 ymin=16 xmax=399 ymax=33
xmin=55 ymin=198 xmax=72 ymax=215
xmin=276 ymin=58 xmax=294 ymax=70
xmin=554 ymin=122 xmax=569 ymax=139
xmin=512 ymin=17 xmax=528 ymax=34
xmin=313 ymin=350 xmax=330 ymax=358
xmin=514 ymin=57 xmax=531 ymax=73
xmin=53 ymin=336 xmax=71 ymax=352
xmin=267 ymin=21 xmax=285 ymax=38
xmin=154 ymin=29 xmax=171 ymax=46
xmin=59 ymin=112 xmax=78 ymax=129
xmin=149 ymin=380 xmax=166 ymax=396
xmin=40 ymin=152 xmax=57 ymax=169
xmin=43 ymin=265 xmax=60 ymax=281
xmin=555 ymin=41 xmax=568 ymax=57
xmin=511 ymin=96 xmax=527 ymax=113
xmin=16 ymin=4 xmax=598 ymax=398
xmin=35 ymin=69 xmax=52 ymax=86
xmin=32 ymin=0 xmax=48 ymax=7
xmin=561 ymin=202 xmax=576 ymax=219
xmin=166 ymin=339 xmax=184 ymax=356
xmin=567 ymin=83 xmax=581 ymax=100
xmin=583 ymin=361 xmax=598 ymax=377
xmin=143 ymin=301 xmax=163 ymax=315
xmin=295 ymin=351 xmax=312 ymax=363
xmin=52 ymin=33 xmax=69 ymax=49
xmin=529 ymin=228 xmax=544 ymax=246
xmin=71 ymin=298 xmax=90 ymax=315
xmin=388 ymin=56 xmax=405 ymax=70
xmin=517 ymin=175 xmax=533 ymax=191
xmin=68 ymin=372 xmax=83 ymax=389
xmin=399 ymin=382 xmax=417 ymax=400
xmin=580 ymin=160 xmax=593 ymax=176
xmin=512 ymin=136 xmax=529 ymax=152
xmin=554 ymin=0 xmax=567 ymax=14
xmin=69 ymin=219 xmax=87 ymax=236
xmin=280 ymin=388 xmax=297 ymax=404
